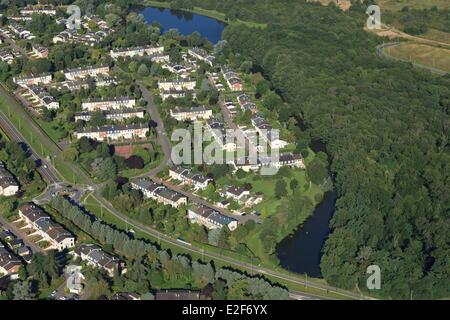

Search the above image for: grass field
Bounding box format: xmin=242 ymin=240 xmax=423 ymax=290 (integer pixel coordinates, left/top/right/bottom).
xmin=383 ymin=42 xmax=450 ymax=73
xmin=422 ymin=29 xmax=450 ymax=46
xmin=378 ymin=0 xmax=450 ymax=11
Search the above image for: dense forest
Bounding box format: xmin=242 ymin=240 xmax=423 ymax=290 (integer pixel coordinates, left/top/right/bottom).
xmin=176 ymin=0 xmax=450 ymax=299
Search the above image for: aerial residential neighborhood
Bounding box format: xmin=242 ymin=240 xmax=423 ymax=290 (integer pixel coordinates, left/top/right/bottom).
xmin=0 ymin=0 xmax=447 ymax=308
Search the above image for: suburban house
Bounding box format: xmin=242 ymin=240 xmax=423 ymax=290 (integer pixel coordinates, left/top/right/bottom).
xmin=74 ymin=108 xmax=145 ymax=122
xmin=188 ymin=47 xmax=215 ymax=66
xmin=27 ymin=85 xmax=60 ymax=109
xmin=74 ymin=123 xmax=149 ymax=141
xmin=260 ymin=152 xmax=305 ymax=169
xmin=0 ymin=245 xmax=21 ymax=279
xmin=150 ymin=54 xmax=170 ymax=63
xmin=225 ymin=186 xmax=251 ymax=201
xmin=170 ymin=106 xmax=212 ymax=121
xmin=222 ymin=67 xmax=243 ymax=91
xmin=0 ymin=161 xmax=19 ymax=196
xmin=206 ymin=120 xmax=237 ymax=152
xmin=81 ymin=97 xmax=136 ymax=111
xmin=237 ymin=93 xmax=257 ymax=114
xmin=169 ymin=167 xmax=213 ymax=190
xmin=18 ymin=202 xmax=75 ymax=251
xmin=0 ymin=49 xmax=14 ymax=64
xmin=63 ymin=65 xmax=110 ymax=81
xmin=160 ymin=89 xmax=196 ymax=101
xmin=110 ymin=45 xmax=164 ymax=60
xmin=131 ymin=179 xmax=188 ymax=208
xmin=188 ymin=204 xmax=238 ymax=231
xmin=223 ymin=186 xmax=263 ymax=207
xmin=31 ymin=44 xmax=49 ymax=58
xmin=8 ymin=24 xmax=34 ymax=39
xmin=13 ymin=73 xmax=52 ymax=87
xmin=7 ymin=16 xmax=33 ymax=22
xmin=158 ymin=78 xmax=197 ymax=91
xmin=251 ymin=116 xmax=288 ymax=149
xmin=73 ymin=244 xmax=126 ymax=277
xmin=232 ymin=153 xmax=305 ymax=172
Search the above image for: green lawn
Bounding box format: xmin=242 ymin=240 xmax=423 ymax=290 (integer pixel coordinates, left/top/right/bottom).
xmin=383 ymin=42 xmax=450 ymax=73
xmin=0 ymin=86 xmax=87 ymax=184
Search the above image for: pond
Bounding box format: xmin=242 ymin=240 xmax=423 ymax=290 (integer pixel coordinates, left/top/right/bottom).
xmin=140 ymin=7 xmax=226 ymax=43
xmin=276 ymin=138 xmax=336 ymax=278
xmin=276 ymin=191 xmax=337 ymax=278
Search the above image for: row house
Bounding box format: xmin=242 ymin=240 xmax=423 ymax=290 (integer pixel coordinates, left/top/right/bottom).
xmin=81 ymin=97 xmax=135 ymax=111
xmin=251 ymin=116 xmax=288 ymax=149
xmin=74 ymin=123 xmax=149 ymax=141
xmin=73 ymin=244 xmax=126 ymax=277
xmin=170 ymin=106 xmax=212 ymax=121
xmin=169 ymin=167 xmax=213 ymax=190
xmin=207 ymin=72 xmax=224 ymax=91
xmin=160 ymin=89 xmax=196 ymax=101
xmin=50 ymin=77 xmax=117 ymax=92
xmin=28 ymin=85 xmax=60 ymax=109
xmin=221 ymin=67 xmax=243 ymax=91
xmin=7 ymin=16 xmax=33 ymax=22
xmin=18 ymin=202 xmax=75 ymax=251
xmin=151 ymin=54 xmax=170 ymax=64
xmin=131 ymin=179 xmax=188 ymax=209
xmin=32 ymin=44 xmax=49 ymax=58
xmin=188 ymin=47 xmax=215 ymax=66
xmin=82 ymin=15 xmax=109 ymax=30
xmin=188 ymin=204 xmax=238 ymax=231
xmin=13 ymin=73 xmax=52 ymax=87
xmin=232 ymin=153 xmax=305 ymax=172
xmin=0 ymin=245 xmax=21 ymax=279
xmin=206 ymin=120 xmax=237 ymax=152
xmin=223 ymin=186 xmax=263 ymax=207
xmin=74 ymin=108 xmax=145 ymax=122
xmin=110 ymin=45 xmax=164 ymax=60
xmin=20 ymin=5 xmax=57 ymax=16
xmin=158 ymin=78 xmax=196 ymax=91
xmin=237 ymin=93 xmax=257 ymax=114
xmin=63 ymin=65 xmax=110 ymax=81
xmin=0 ymin=49 xmax=14 ymax=64
xmin=0 ymin=161 xmax=19 ymax=196
xmin=8 ymin=24 xmax=34 ymax=40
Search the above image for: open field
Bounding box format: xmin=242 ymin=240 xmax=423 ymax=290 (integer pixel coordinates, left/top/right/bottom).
xmin=422 ymin=29 xmax=450 ymax=46
xmin=383 ymin=42 xmax=450 ymax=73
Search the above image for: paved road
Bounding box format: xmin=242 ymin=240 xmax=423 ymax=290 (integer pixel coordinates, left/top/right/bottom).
xmin=93 ymin=188 xmax=363 ymax=300
xmin=0 ymin=79 xmax=363 ymax=300
xmin=0 ymin=111 xmax=60 ymax=184
xmin=137 ymin=81 xmax=172 ymax=178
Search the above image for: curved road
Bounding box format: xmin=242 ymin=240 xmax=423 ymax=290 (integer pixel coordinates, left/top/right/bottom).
xmin=0 ymin=79 xmax=365 ymax=300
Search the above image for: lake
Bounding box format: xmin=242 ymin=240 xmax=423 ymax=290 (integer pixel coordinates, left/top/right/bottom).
xmin=276 ymin=140 xmax=335 ymax=278
xmin=276 ymin=191 xmax=337 ymax=278
xmin=140 ymin=7 xmax=226 ymax=43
